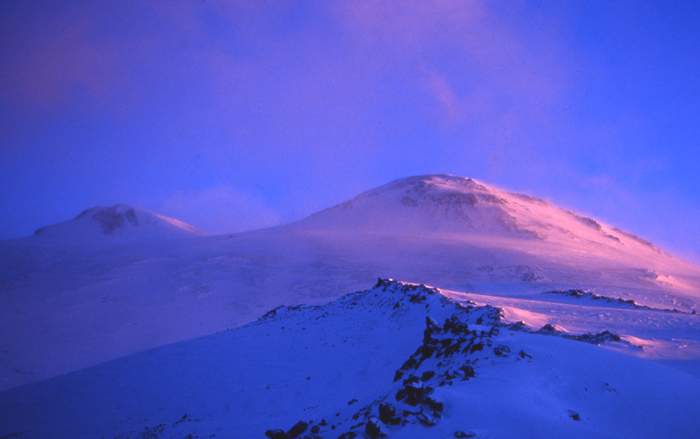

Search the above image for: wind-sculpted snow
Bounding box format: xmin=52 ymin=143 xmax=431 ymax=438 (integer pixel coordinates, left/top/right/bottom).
xmin=298 ymin=175 xmax=537 ymax=238
xmin=1 ymin=174 xmax=700 ymax=393
xmin=542 ymin=289 xmax=691 ymax=314
xmin=2 ymin=280 xmax=700 ymax=439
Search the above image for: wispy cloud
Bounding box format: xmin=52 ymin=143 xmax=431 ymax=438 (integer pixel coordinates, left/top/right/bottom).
xmin=160 ymin=185 xmax=280 ymax=235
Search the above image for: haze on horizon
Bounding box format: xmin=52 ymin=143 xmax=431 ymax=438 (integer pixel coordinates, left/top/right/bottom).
xmin=1 ymin=1 xmax=699 ymax=263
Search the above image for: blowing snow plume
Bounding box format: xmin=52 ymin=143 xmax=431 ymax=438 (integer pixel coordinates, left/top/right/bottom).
xmin=0 ymin=175 xmax=698 ymax=393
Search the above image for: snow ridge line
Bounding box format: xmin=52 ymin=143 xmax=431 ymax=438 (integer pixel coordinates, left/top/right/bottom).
xmin=542 ymin=289 xmax=692 ymax=314
xmin=260 ymin=279 xmax=629 ymax=439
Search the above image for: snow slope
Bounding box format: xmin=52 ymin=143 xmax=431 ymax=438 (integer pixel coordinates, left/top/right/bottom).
xmin=1 ymin=175 xmax=699 ymax=391
xmin=28 ymin=204 xmax=203 ymax=246
xmin=1 ymin=280 xmax=699 ymax=439
xmin=296 ymin=175 xmax=696 ymax=279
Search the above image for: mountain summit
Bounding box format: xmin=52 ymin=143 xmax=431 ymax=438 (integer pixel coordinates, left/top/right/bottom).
xmin=30 ymin=204 xmax=202 ymax=245
xmin=295 ymin=174 xmax=685 ymax=273
xmin=299 ymin=175 xmax=533 ymax=236
xmin=1 ymin=175 xmax=698 ymax=392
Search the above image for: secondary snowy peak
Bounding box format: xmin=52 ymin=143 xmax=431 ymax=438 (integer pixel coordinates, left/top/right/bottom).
xmin=29 ymin=204 xmax=202 ymax=245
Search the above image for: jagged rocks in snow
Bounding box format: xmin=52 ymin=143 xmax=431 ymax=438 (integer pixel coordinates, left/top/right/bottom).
xmin=568 ymin=410 xmax=581 ymax=421
xmin=425 ymin=396 xmax=444 ymax=412
xmin=378 ymin=403 xmax=401 ymax=425
xmin=287 ymin=420 xmax=308 ymax=438
xmin=365 ymin=417 xmax=383 ymax=439
xmin=426 ymin=316 xmax=442 ymax=331
xmin=265 ymin=429 xmax=291 ymax=439
xmin=416 ymin=412 xmax=437 ymax=426
xmin=493 ymin=345 xmax=510 ymax=357
xmin=539 ymin=323 xmax=563 ymax=334
xmin=421 ymin=370 xmax=435 ymax=381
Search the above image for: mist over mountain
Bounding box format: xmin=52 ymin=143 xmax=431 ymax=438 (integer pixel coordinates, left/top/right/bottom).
xmin=296 ymin=175 xmax=681 ymax=268
xmin=1 ymin=175 xmax=699 ymax=439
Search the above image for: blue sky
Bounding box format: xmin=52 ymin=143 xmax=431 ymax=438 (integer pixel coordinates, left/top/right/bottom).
xmin=1 ymin=1 xmax=699 ymax=262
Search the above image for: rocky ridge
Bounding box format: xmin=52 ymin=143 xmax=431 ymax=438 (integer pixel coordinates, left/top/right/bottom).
xmin=260 ymin=279 xmax=628 ymax=439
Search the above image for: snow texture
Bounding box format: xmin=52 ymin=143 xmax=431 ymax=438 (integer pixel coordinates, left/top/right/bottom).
xmin=1 ymin=175 xmax=700 ymax=438
xmin=1 ymin=280 xmax=699 ymax=439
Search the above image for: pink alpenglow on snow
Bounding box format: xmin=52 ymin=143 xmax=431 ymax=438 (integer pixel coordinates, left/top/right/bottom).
xmin=1 ymin=175 xmax=698 ymax=395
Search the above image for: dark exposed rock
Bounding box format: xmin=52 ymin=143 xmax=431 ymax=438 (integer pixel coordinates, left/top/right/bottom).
xmin=508 ymin=321 xmax=527 ymax=331
xmin=403 ymin=407 xmax=423 ymax=417
xmin=425 ymin=396 xmax=443 ymax=412
xmin=469 ymin=342 xmax=484 ymax=354
xmin=493 ymin=345 xmax=510 ymax=357
xmin=409 ymin=293 xmax=428 ymax=304
xmin=443 ymin=339 xmax=465 ymax=357
xmin=421 ymin=370 xmax=435 ymax=381
xmin=400 ymin=357 xmax=418 ymax=370
xmin=518 ymin=350 xmax=532 ymax=359
xmin=420 ymin=344 xmax=437 ymax=359
xmin=395 ymin=387 xmax=407 ymax=402
xmin=444 ymin=316 xmax=470 ymax=334
xmin=454 ymin=431 xmax=476 ymax=438
xmin=287 ymin=421 xmax=308 ymax=438
xmin=404 ymin=375 xmax=420 ymax=384
xmin=393 ymin=370 xmax=403 ymax=381
xmin=336 ymin=432 xmax=357 ymax=439
xmin=396 ymin=379 xmax=435 ymax=406
xmin=439 ymin=338 xmax=455 ymax=348
xmin=459 ymin=364 xmax=475 ymax=378
xmin=78 ymin=205 xmax=140 ymax=235
xmin=404 ymin=386 xmax=421 ymax=406
xmin=426 ymin=316 xmax=442 ymax=330
xmin=539 ymin=323 xmax=561 ymax=334
xmin=416 ymin=413 xmax=437 ymax=426
xmin=563 ymin=330 xmax=622 ymax=345
xmin=265 ymin=429 xmax=291 ymax=439
xmin=378 ymin=403 xmax=401 ymax=425
xmin=365 ymin=418 xmax=382 ymax=439
xmin=310 ymin=425 xmax=320 ymax=434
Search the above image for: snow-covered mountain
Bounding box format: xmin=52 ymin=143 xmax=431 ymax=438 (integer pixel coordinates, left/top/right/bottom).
xmin=28 ymin=204 xmax=202 ymax=245
xmin=2 ymin=280 xmax=699 ymax=439
xmin=296 ymin=175 xmax=693 ymax=277
xmin=1 ymin=175 xmax=699 ymax=394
